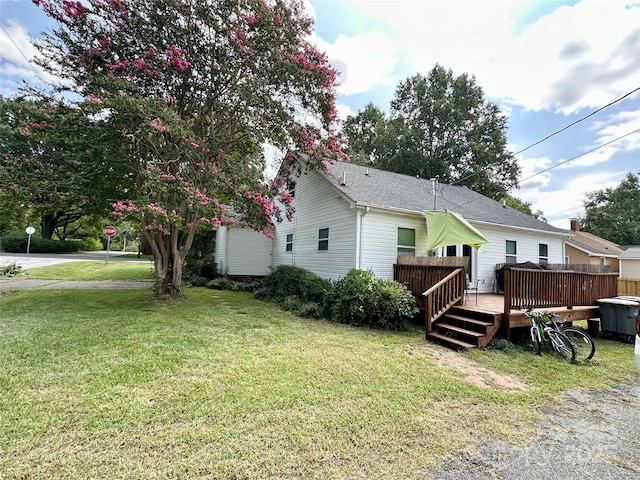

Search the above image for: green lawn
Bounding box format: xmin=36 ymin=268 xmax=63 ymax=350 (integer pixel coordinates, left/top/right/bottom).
xmin=24 ymin=260 xmax=155 ymax=281
xmin=0 ymin=285 xmax=636 ymax=479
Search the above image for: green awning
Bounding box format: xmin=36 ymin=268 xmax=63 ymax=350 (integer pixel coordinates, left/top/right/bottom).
xmin=424 ymin=210 xmax=488 ymax=250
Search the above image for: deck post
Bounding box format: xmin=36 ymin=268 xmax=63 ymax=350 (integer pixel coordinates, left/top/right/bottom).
xmin=503 ymin=267 xmax=511 ymax=314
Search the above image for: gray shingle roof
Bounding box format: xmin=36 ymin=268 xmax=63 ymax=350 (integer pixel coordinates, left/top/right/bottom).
xmin=620 ymin=246 xmax=640 ymax=259
xmin=320 ymin=161 xmax=564 ymax=235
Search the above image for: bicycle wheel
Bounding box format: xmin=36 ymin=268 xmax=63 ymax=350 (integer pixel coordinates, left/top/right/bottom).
xmin=563 ymin=327 xmax=595 ymax=361
xmin=548 ymin=330 xmax=576 ymax=361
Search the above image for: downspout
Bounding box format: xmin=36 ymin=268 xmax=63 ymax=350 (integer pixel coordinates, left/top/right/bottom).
xmin=357 ymin=206 xmax=370 ymax=269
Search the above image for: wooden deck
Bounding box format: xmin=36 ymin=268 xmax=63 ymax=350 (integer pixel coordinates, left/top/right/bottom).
xmin=468 ymin=293 xmax=600 ymax=339
xmin=394 ymin=262 xmax=613 ymax=347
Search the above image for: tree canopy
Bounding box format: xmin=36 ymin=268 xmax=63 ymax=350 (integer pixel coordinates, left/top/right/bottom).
xmin=581 ymin=171 xmax=640 ymax=245
xmin=343 ymin=65 xmax=519 ymax=199
xmin=32 ymin=0 xmax=346 ymax=296
xmin=0 ymin=97 xmax=129 ymax=239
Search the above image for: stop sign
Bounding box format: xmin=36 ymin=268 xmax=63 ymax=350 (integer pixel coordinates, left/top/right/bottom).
xmin=103 ymin=226 xmax=116 ymax=237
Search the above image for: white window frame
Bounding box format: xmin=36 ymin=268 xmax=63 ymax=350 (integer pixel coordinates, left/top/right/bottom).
xmin=285 ymin=233 xmax=293 ymax=252
xmin=318 ymin=228 xmax=329 ymax=251
xmin=397 ymin=227 xmax=416 ymax=257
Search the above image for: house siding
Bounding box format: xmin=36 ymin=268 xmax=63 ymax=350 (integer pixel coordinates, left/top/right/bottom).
xmin=359 ymin=209 xmax=429 ymax=279
xmin=272 ymin=170 xmax=357 ymax=280
xmin=473 ymin=224 xmax=566 ymax=293
xmin=564 ymin=245 xmax=620 ymax=273
xmin=214 ymin=226 xmax=228 ymax=274
xmin=620 ymin=259 xmax=640 ymax=279
xmin=215 ymin=226 xmax=273 ymax=276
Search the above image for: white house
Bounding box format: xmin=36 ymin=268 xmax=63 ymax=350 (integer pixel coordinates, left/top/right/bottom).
xmin=216 ymin=160 xmax=570 ymax=293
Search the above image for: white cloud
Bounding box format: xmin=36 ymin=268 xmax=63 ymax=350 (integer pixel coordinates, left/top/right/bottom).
xmin=311 ymin=0 xmax=640 ymax=114
xmin=313 ymin=31 xmax=401 ymax=96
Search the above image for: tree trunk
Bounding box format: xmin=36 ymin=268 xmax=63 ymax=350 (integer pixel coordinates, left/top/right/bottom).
xmin=145 ymin=224 xmax=198 ymax=298
xmin=41 ymin=214 xmax=56 ymax=239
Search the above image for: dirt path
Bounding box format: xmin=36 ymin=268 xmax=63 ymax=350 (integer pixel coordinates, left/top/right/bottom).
xmin=423 ymin=381 xmax=640 ymax=479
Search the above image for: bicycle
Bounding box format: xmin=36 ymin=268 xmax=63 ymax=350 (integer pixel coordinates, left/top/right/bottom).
xmin=525 ymin=309 xmax=576 ymax=361
xmin=551 ymin=313 xmax=596 ymax=361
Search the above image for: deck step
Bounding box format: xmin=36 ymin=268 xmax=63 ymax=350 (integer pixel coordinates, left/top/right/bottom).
xmin=443 ymin=314 xmax=493 ymax=327
xmin=428 ymin=332 xmax=477 ymax=349
xmin=437 ymin=323 xmax=484 ymax=337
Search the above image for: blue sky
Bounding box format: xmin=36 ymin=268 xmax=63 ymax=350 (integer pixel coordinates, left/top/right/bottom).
xmin=1 ymin=0 xmax=639 ymax=230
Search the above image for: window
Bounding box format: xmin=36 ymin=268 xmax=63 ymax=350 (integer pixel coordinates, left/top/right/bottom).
xmin=286 ymin=179 xmax=296 ymax=198
xmin=538 ymin=243 xmax=548 ymax=264
xmin=318 ymin=228 xmax=329 ymax=251
xmin=506 ymin=240 xmax=517 ymax=264
xmin=286 ymin=233 xmax=293 ymax=252
xmin=446 ymin=245 xmax=457 ymax=257
xmin=397 ymin=227 xmax=416 ymax=257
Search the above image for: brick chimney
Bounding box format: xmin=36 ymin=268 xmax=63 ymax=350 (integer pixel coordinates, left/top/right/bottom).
xmin=570 ymin=218 xmax=579 ymax=231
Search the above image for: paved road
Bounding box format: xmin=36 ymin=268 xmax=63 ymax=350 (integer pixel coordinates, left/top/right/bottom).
xmin=0 ymin=251 xmax=149 ymax=270
xmin=0 ymin=251 xmax=154 ymax=290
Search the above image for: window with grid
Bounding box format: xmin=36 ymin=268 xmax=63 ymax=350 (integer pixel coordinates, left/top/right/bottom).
xmin=286 ymin=233 xmax=293 ymax=252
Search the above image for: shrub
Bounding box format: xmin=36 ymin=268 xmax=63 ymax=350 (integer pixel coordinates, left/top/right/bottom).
xmin=77 ymin=238 xmax=103 ymax=251
xmin=261 ymin=265 xmax=331 ymax=303
xmin=330 ymin=269 xmax=418 ymax=330
xmin=184 ymin=256 xmax=218 ymax=283
xmin=0 ymin=262 xmax=22 ymax=277
xmin=206 ymin=278 xmax=234 ymax=290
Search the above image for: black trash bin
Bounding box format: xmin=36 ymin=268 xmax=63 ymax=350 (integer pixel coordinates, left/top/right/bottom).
xmin=597 ymin=297 xmax=640 ymax=343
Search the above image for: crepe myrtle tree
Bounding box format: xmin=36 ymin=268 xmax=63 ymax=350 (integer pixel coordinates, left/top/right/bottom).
xmin=33 ymin=0 xmax=346 ymax=297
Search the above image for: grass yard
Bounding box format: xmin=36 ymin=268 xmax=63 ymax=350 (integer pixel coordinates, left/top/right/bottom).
xmin=23 ymin=260 xmax=155 ymax=281
xmin=0 ymin=285 xmax=637 ymax=479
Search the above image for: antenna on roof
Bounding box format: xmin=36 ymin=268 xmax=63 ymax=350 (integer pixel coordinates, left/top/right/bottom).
xmin=430 ymin=176 xmax=439 ymax=209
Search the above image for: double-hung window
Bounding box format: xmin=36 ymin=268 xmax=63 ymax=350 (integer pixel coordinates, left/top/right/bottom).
xmin=318 ymin=228 xmax=329 ymax=251
xmin=286 ymin=233 xmax=293 ymax=252
xmin=397 ymin=227 xmax=416 ymax=257
xmin=538 ymin=243 xmax=548 ymax=264
xmin=505 ymin=240 xmax=517 ymax=264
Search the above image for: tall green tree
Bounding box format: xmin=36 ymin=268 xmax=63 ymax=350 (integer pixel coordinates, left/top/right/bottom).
xmin=33 ymin=0 xmax=345 ymax=297
xmin=581 ymin=172 xmax=640 ymax=245
xmin=0 ymin=97 xmax=127 ymax=239
xmin=344 ymin=65 xmax=519 ymax=199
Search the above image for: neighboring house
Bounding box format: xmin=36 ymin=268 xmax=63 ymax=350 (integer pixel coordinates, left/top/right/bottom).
xmin=619 ymin=247 xmax=640 ymax=279
xmin=218 ymin=160 xmax=569 ymax=293
xmin=563 ymin=218 xmax=623 ymax=273
xmin=214 ymin=226 xmax=273 ymax=276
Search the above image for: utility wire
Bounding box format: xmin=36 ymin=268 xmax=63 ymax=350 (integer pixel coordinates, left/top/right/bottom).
xmin=517 ymin=127 xmax=640 ymax=184
xmin=513 ymin=86 xmax=640 ymax=156
xmin=451 ymin=86 xmax=640 ymax=187
xmin=449 ymin=127 xmax=640 ymax=211
xmin=0 ymin=24 xmax=46 ymax=85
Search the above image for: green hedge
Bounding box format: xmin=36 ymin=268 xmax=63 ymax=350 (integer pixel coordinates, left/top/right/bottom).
xmin=0 ymin=232 xmax=103 ymax=253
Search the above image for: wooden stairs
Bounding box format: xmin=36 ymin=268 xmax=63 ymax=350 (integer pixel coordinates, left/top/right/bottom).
xmin=428 ymin=305 xmax=502 ymax=350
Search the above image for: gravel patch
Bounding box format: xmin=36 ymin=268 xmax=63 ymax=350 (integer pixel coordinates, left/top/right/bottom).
xmin=423 ymin=382 xmax=640 ymax=479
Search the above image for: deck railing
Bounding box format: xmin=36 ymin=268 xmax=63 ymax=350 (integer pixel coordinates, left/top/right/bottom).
xmin=393 ymin=264 xmax=462 ymax=298
xmin=503 ymin=268 xmax=618 ymax=313
xmin=422 ymin=268 xmax=466 ymax=335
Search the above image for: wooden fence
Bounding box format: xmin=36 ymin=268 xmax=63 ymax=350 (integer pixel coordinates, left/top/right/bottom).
xmin=503 ymin=268 xmax=619 ymax=313
xmin=618 ymin=278 xmax=640 ymax=296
